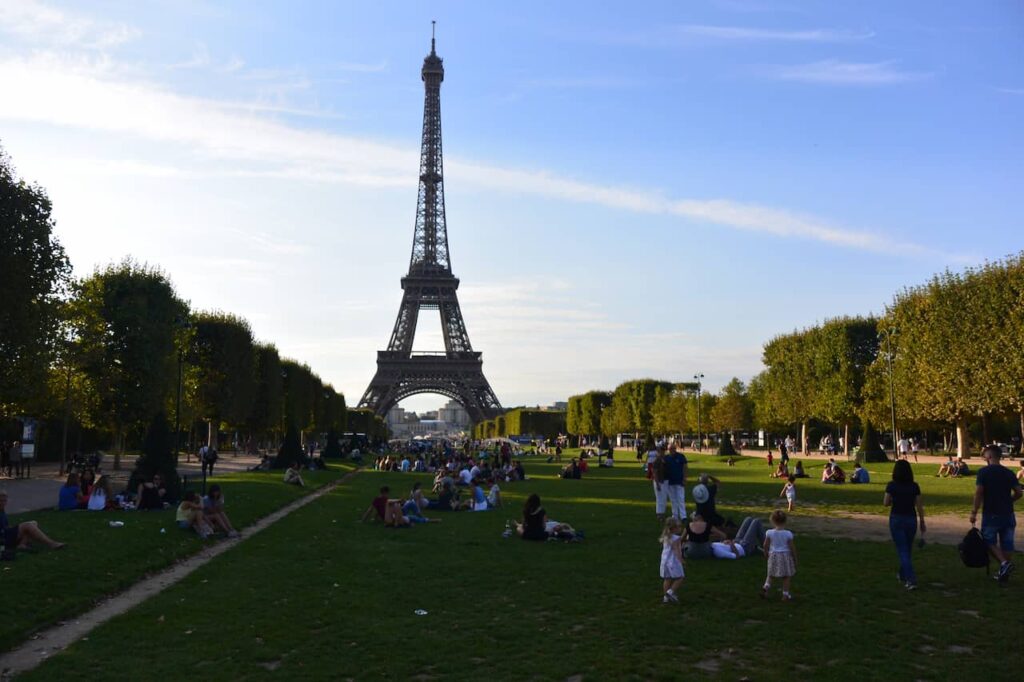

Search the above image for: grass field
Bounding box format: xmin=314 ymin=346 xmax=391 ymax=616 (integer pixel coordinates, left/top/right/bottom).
xmin=18 ymin=453 xmax=1021 ymax=681
xmin=0 ymin=465 xmax=348 ymax=652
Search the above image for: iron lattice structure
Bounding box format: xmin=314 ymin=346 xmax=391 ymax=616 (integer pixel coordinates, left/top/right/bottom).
xmin=359 ymin=33 xmax=502 ymax=423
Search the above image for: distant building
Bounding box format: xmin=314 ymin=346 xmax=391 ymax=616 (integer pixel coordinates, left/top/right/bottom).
xmin=438 ymin=400 xmax=470 ymax=427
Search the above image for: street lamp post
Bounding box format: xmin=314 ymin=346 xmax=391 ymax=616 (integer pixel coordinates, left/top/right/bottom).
xmin=882 ymin=328 xmax=898 ymax=459
xmin=694 ymin=373 xmax=704 ymax=453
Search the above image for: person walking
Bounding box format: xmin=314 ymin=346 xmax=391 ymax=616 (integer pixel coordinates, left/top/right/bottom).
xmin=884 ymin=460 xmax=925 ymax=590
xmin=649 ymin=444 xmax=668 ymax=521
xmin=761 ymin=510 xmax=797 ymax=601
xmin=970 ymin=444 xmax=1022 ymax=583
xmin=780 ymin=475 xmax=797 ymax=512
xmin=664 ymin=443 xmax=688 ymax=520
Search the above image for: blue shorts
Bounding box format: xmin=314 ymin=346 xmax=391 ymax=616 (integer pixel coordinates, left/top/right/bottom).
xmin=980 ymin=514 xmax=1016 ymax=551
xmin=177 ymin=520 xmax=191 ymax=530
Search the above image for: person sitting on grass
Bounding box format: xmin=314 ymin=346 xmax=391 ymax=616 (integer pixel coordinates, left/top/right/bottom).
xmin=953 ymin=457 xmax=970 ymax=478
xmin=0 ymin=490 xmax=66 ymax=552
xmin=560 ymin=458 xmax=582 ymax=480
xmin=58 ymin=472 xmax=86 ymax=511
xmin=410 ymin=482 xmax=436 ymax=511
xmin=938 ymin=455 xmax=957 ymax=478
xmin=850 ymin=463 xmax=870 ymax=484
xmin=137 ymin=473 xmax=167 ymax=510
xmin=770 ymin=462 xmax=789 ymax=479
xmin=487 ymin=481 xmax=503 ymax=508
xmin=176 ymin=491 xmax=213 ymax=539
xmin=683 ymin=512 xmax=726 ymax=559
xmin=283 ymin=462 xmax=305 ymax=487
xmin=361 ymin=486 xmax=411 ymax=527
xmin=79 ymin=469 xmax=96 ymax=499
xmin=202 ymin=484 xmax=240 ymax=537
xmin=87 ymin=475 xmax=116 ymax=511
xmin=694 ymin=474 xmax=725 ymax=528
xmin=516 ymin=493 xmax=549 ymax=541
xmin=792 ymin=460 xmax=808 ymax=478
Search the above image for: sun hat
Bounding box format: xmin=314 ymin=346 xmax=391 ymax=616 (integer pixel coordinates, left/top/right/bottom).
xmin=692 ymin=483 xmax=709 ymax=504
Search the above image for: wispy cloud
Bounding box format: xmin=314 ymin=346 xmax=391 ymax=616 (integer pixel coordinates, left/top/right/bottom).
xmin=603 ymin=23 xmax=873 ymax=48
xmin=0 ymin=0 xmax=140 ymax=49
xmin=766 ymin=59 xmax=931 ymax=85
xmin=0 ymin=52 xmax=944 ymax=258
xmin=673 ymin=24 xmax=874 ymax=42
xmin=996 ymin=87 xmax=1024 ymax=95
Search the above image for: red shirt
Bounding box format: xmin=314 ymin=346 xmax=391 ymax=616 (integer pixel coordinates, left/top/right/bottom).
xmin=371 ymin=495 xmax=387 ymax=519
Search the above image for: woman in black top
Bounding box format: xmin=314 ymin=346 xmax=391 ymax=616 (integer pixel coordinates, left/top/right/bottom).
xmin=683 ymin=512 xmax=725 ymax=559
xmin=517 ymin=493 xmax=548 ymax=541
xmin=884 ymin=460 xmax=926 ymax=590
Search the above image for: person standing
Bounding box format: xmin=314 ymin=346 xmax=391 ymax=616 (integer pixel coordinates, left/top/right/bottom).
xmin=659 ymin=517 xmax=685 ymax=604
xmin=897 ymin=436 xmax=911 ymax=460
xmin=649 ymin=445 xmax=668 ymax=520
xmin=971 ymin=444 xmax=1022 ymax=582
xmin=664 ymin=443 xmax=688 ymax=520
xmin=884 ymin=460 xmax=925 ymax=590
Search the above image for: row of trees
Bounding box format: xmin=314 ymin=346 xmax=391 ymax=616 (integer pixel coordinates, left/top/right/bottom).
xmin=1 ymin=145 xmax=348 ymax=466
xmin=563 ymin=379 xmax=753 ymax=448
xmin=472 ymin=408 xmax=567 ymax=441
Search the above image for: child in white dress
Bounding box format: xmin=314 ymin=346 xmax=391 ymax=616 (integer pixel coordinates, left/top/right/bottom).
xmin=779 ymin=475 xmax=797 ymax=511
xmin=659 ymin=517 xmax=685 ymax=603
xmin=761 ymin=510 xmax=797 ymax=601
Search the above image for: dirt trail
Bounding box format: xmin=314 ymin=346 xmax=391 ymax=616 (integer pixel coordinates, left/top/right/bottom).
xmin=792 ymin=511 xmax=971 ymax=545
xmin=0 ymin=470 xmax=359 ymax=680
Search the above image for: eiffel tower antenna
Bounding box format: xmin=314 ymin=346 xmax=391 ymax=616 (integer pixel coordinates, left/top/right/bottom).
xmin=358 ymin=33 xmax=502 ymax=423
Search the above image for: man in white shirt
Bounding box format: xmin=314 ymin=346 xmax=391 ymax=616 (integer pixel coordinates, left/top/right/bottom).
xmin=458 ymin=468 xmax=473 ymax=486
xmin=898 ymin=437 xmax=911 ymax=460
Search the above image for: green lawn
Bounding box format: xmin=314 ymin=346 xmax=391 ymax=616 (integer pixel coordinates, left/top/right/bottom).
xmin=0 ymin=464 xmax=348 ymax=652
xmin=24 ymin=457 xmax=1020 ymax=681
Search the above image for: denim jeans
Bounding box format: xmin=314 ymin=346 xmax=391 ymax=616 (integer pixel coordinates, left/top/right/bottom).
xmin=889 ymin=514 xmax=918 ymax=585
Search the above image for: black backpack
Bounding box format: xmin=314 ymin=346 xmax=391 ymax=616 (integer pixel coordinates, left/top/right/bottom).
xmin=958 ymin=527 xmax=990 ymax=572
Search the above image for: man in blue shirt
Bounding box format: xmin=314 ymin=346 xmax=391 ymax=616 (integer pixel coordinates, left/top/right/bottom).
xmin=664 ymin=443 xmax=689 ymax=521
xmin=971 ymin=444 xmax=1023 ymax=582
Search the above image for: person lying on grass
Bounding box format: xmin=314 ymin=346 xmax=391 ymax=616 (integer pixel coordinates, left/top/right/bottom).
xmin=202 ymin=484 xmax=240 ymax=537
xmin=711 ymin=516 xmax=767 ymax=559
xmin=283 ymin=462 xmax=305 ymax=487
xmin=0 ymin=490 xmax=65 ymax=552
xmin=176 ymin=491 xmax=214 ymax=539
xmin=137 ymin=473 xmax=167 ymax=510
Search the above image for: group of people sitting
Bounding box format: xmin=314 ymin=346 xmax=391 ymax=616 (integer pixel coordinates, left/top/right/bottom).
xmin=937 ymin=455 xmax=971 ymax=478
xmin=58 ymin=471 xmax=119 ymax=511
xmin=820 ymin=460 xmax=870 ymax=484
xmin=560 ymin=458 xmax=585 ymax=479
xmin=769 ymin=460 xmax=808 ymax=479
xmin=361 ymin=477 xmax=505 ymax=527
xmin=175 ymin=484 xmax=240 ymax=539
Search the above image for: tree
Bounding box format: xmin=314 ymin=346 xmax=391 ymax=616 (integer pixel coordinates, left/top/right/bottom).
xmin=129 ymin=411 xmax=181 ymax=501
xmin=69 ymin=260 xmax=187 ymax=468
xmin=566 ymin=391 xmax=611 ymax=444
xmin=191 ymin=312 xmax=257 ymax=446
xmin=652 ymin=387 xmax=689 ymax=437
xmin=0 ymin=145 xmax=72 ymax=416
xmin=273 ymin=424 xmax=305 ymax=469
xmin=710 ymin=378 xmax=753 ymax=435
xmin=247 ymin=343 xmax=283 ymax=443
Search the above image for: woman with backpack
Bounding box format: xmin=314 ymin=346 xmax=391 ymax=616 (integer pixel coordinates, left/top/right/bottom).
xmin=884 ymin=460 xmax=926 ymax=590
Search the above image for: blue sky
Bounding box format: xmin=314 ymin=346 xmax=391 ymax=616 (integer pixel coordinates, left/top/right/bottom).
xmin=1 ymin=1 xmax=1022 ymax=413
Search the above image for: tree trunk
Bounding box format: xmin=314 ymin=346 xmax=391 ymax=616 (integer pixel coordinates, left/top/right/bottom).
xmin=113 ymin=425 xmax=123 ymax=471
xmin=801 ymin=421 xmax=809 ymax=455
xmin=843 ymin=423 xmax=850 ymax=460
xmin=955 ymin=418 xmax=969 ymax=459
xmin=981 ymin=413 xmax=990 ymax=447
xmin=207 ymin=420 xmax=214 ymax=448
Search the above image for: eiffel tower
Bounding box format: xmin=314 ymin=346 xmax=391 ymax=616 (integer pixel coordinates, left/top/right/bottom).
xmin=358 ymin=27 xmax=502 ymax=423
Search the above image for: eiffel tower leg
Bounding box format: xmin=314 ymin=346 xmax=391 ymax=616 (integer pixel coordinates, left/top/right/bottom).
xmin=386 ymin=290 xmax=421 ymax=353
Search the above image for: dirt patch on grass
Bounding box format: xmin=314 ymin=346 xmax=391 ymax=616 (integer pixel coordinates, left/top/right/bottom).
xmin=790 ymin=512 xmax=970 ymax=545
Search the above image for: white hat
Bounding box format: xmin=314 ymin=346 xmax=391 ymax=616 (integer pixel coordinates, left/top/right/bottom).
xmin=692 ymin=483 xmax=709 ymax=504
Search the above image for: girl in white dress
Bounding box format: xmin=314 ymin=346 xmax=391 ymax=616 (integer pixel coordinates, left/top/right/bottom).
xmin=779 ymin=475 xmax=797 ymax=511
xmin=761 ymin=510 xmax=797 ymax=601
xmin=659 ymin=517 xmax=685 ymax=603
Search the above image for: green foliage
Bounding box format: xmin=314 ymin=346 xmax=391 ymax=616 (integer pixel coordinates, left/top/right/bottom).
xmin=191 ymin=312 xmax=256 ymax=434
xmin=0 ymin=146 xmax=72 ymax=417
xmin=129 ymin=412 xmax=181 ymax=501
xmin=710 ymin=378 xmax=753 ymax=433
xmin=248 ymin=343 xmax=283 ymax=436
xmin=69 ymin=260 xmax=188 ymax=448
xmin=504 ymin=408 xmax=566 ymax=439
xmin=652 ymin=387 xmax=689 ymax=435
xmin=566 ymin=391 xmax=611 ymax=437
xmin=345 ymin=409 xmax=389 ymax=441
xmin=273 ymin=424 xmax=306 ymax=469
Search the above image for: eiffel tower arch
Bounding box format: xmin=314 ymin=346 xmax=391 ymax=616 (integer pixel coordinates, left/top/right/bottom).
xmin=359 ymin=28 xmax=502 ymax=424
